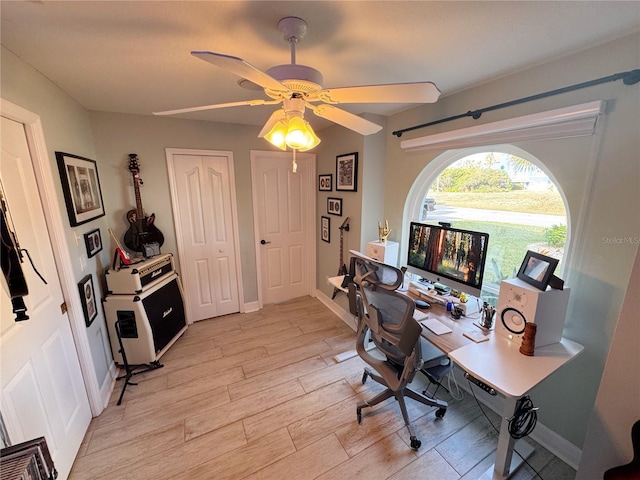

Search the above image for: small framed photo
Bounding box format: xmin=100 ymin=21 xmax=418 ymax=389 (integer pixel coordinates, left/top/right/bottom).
xmin=56 ymin=152 xmax=105 ymax=226
xmin=336 ymin=152 xmax=358 ymax=192
xmin=78 ymin=274 xmax=98 ymax=327
xmin=321 ymin=216 xmax=330 ymax=243
xmin=318 ymin=174 xmax=333 ymax=191
xmin=517 ymin=250 xmax=559 ymax=291
xmin=84 ymin=228 xmax=103 ymax=258
xmin=327 ymin=197 xmax=342 ymax=216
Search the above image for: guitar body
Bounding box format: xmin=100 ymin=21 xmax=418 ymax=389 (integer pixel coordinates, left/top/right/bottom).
xmin=123 ymin=210 xmax=164 ymax=253
xmin=123 ymin=154 xmax=165 ymax=254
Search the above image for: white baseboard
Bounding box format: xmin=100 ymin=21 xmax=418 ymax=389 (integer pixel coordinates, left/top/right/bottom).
xmin=315 ymin=289 xmax=356 ymax=332
xmin=316 ymin=289 xmax=582 ymax=468
xmin=243 ymin=301 xmax=260 ymax=313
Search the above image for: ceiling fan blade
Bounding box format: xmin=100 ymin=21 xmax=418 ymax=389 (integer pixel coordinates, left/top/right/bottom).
xmin=192 ymin=51 xmax=290 ymax=93
xmin=310 ymin=82 xmax=441 ymax=104
xmin=153 ymin=99 xmax=279 ymax=116
xmin=258 ymin=109 xmax=287 ymax=138
xmin=310 ymin=104 xmax=382 ymax=135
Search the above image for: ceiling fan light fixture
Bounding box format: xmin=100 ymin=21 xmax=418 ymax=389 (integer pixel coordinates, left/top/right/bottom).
xmin=285 ymin=116 xmax=320 ymax=151
xmin=264 ymin=115 xmax=320 ymax=152
xmin=264 ymin=119 xmax=289 ymax=150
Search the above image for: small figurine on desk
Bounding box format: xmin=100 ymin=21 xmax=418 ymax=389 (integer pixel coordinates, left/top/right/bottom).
xmin=378 ymin=220 xmax=391 ymax=242
xmin=520 ymin=322 xmax=537 ymax=356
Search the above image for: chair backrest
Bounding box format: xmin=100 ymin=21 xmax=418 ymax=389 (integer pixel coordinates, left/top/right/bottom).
xmin=353 ymin=256 xmax=424 ymax=386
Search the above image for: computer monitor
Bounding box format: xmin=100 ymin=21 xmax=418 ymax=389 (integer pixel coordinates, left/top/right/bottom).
xmin=406 ymin=222 xmax=489 ymax=298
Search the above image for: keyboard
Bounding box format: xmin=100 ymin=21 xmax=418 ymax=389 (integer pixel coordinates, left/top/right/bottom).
xmin=420 ymin=318 xmax=453 ymax=335
xmin=413 ymin=309 xmax=428 ymax=321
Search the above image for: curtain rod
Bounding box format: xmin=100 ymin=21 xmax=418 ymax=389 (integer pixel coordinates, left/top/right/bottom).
xmin=392 ymin=69 xmax=640 ymax=138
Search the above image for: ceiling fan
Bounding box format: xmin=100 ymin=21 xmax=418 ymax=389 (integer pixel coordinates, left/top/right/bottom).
xmin=154 ymin=16 xmax=441 ymax=150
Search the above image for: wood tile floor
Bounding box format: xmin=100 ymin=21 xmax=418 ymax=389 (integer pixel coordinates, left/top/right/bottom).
xmin=70 ymin=296 xmax=576 ymax=480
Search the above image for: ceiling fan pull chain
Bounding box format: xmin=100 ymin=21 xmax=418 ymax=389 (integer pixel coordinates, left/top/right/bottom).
xmin=292 ymin=149 xmax=297 ymax=173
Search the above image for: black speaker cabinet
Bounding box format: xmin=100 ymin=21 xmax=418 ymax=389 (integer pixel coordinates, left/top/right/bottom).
xmin=103 ymin=272 xmax=188 ymax=365
xmin=496 ymin=278 xmax=570 ymax=347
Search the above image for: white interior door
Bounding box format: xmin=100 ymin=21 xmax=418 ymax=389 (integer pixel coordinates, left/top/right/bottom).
xmin=166 ymin=149 xmax=241 ymax=322
xmin=251 ymin=150 xmax=316 ymax=305
xmin=1 ymin=116 xmax=91 ymax=478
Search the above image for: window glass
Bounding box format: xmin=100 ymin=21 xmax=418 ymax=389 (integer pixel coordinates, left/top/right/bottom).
xmin=421 ymin=152 xmax=568 ymax=305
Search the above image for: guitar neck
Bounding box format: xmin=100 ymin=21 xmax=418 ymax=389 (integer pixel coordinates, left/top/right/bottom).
xmin=132 ymin=174 xmax=144 ymax=219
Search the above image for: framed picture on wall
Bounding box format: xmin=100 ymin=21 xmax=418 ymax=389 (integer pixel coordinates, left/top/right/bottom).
xmin=84 ymin=228 xmax=103 ymax=258
xmin=78 ymin=274 xmax=98 ymax=327
xmin=319 ymin=174 xmax=333 ymax=191
xmin=56 ymin=152 xmax=105 ymax=226
xmin=327 ymin=197 xmax=342 ymax=216
xmin=336 ymin=152 xmax=358 ymax=192
xmin=321 ymin=216 xmax=330 ymax=243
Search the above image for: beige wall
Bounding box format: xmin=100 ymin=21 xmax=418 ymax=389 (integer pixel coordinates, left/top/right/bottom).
xmin=383 ymin=32 xmax=640 ymax=449
xmin=88 ymin=112 xmax=274 ymax=303
xmin=1 ymin=46 xmax=113 ymax=396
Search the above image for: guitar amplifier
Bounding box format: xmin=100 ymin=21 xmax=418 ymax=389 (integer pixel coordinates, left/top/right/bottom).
xmin=103 ymin=272 xmax=187 ymax=365
xmin=105 ymin=253 xmax=174 ymax=294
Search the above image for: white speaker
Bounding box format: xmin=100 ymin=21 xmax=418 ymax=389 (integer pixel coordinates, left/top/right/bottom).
xmin=496 ymin=278 xmax=570 ymax=347
xmin=103 ymin=272 xmax=187 ymax=365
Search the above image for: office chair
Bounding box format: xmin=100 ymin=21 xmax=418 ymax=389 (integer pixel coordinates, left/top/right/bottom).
xmin=352 ymin=256 xmax=447 ymax=450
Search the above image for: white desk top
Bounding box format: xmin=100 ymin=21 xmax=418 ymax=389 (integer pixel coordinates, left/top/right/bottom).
xmin=328 ymin=274 xmax=584 ymax=399
xmin=450 ymin=334 xmax=584 ymax=398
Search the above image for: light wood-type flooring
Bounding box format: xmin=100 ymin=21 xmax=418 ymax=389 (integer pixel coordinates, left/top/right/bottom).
xmin=70 ymin=296 xmax=576 ymax=479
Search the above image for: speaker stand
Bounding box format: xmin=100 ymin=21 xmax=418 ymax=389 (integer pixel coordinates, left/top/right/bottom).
xmin=115 ymin=319 xmax=164 ymax=405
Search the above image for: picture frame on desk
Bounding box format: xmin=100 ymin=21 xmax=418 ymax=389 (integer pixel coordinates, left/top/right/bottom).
xmin=517 ymin=250 xmax=559 ymax=290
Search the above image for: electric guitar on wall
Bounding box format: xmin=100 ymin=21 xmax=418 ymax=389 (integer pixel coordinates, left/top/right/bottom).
xmin=123 ymin=154 xmax=164 ymax=253
xmin=332 ymin=217 xmax=350 ymax=299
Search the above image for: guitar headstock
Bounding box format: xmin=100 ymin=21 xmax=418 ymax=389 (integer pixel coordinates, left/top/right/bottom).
xmin=128 ymin=153 xmax=140 ymax=174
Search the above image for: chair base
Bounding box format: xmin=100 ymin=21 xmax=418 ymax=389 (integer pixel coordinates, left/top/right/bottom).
xmin=356 ymin=367 xmax=447 ymax=450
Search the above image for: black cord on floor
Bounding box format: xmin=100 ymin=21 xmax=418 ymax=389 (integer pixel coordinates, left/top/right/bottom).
xmin=467 ymin=380 xmax=544 ymax=480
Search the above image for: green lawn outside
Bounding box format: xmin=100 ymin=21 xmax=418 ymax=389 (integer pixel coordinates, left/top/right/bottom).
xmin=431 ymin=191 xmax=566 ymax=216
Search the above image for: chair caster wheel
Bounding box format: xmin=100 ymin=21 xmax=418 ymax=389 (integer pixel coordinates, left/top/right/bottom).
xmin=435 ymin=407 xmax=446 ymax=419
xmin=410 ymin=436 xmax=421 ymax=450
xmin=361 ymin=371 xmax=368 ymax=384
xmin=356 ymin=407 xmax=362 ymax=425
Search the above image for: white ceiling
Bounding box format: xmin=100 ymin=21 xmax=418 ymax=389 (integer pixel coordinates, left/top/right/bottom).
xmin=2 ymin=1 xmax=639 ymax=132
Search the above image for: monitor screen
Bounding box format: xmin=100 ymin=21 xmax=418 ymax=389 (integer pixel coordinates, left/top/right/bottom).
xmin=407 ymin=222 xmax=489 ymax=296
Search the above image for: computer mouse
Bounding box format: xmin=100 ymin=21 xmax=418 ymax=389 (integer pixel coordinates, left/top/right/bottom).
xmin=415 ymin=299 xmax=430 ymax=309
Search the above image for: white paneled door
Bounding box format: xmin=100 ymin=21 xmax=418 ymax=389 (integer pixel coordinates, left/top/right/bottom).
xmin=251 ymin=151 xmax=316 ymax=305
xmin=167 ymin=149 xmax=241 ymax=322
xmin=1 ymin=117 xmax=91 ymax=478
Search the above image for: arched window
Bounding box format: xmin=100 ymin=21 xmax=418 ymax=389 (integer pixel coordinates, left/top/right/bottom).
xmin=405 ymin=146 xmax=569 ymax=305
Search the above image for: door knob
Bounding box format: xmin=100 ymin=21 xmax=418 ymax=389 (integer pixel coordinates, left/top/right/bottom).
xmin=260 ymin=239 xmax=271 ymax=245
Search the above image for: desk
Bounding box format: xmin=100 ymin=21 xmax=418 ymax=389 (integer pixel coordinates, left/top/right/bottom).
xmin=328 ymin=275 xmax=583 ymax=480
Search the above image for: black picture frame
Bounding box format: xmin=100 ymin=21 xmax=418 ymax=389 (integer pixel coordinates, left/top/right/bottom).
xmin=56 ymin=152 xmax=105 ymax=226
xmin=84 ymin=228 xmax=103 ymax=258
xmin=517 ymin=250 xmax=559 ymax=291
xmin=327 ymin=197 xmax=342 ymax=216
xmin=321 ymin=216 xmax=330 ymax=243
xmin=336 ymin=152 xmax=358 ymax=192
xmin=318 ymin=174 xmax=333 ymax=191
xmin=78 ymin=274 xmax=98 ymax=327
